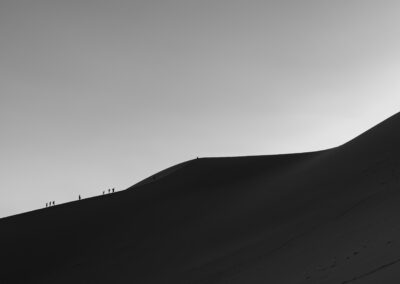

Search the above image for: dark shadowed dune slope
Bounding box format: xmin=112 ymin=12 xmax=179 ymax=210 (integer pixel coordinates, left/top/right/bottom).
xmin=2 ymin=112 xmax=400 ymax=283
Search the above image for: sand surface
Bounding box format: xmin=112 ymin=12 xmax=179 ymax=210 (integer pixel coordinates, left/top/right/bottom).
xmin=2 ymin=113 xmax=400 ymax=283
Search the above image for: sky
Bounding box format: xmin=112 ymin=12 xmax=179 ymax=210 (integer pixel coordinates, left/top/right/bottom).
xmin=1 ymin=0 xmax=400 ymax=218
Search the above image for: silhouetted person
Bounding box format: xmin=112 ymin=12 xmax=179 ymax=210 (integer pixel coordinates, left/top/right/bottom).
xmin=79 ymin=195 xmax=81 ymax=200
xmin=108 ymin=189 xmax=110 ymax=193
xmin=52 ymin=201 xmax=55 ymax=206
xmin=46 ymin=203 xmax=48 ymax=207
xmin=112 ymin=188 xmax=115 ymax=193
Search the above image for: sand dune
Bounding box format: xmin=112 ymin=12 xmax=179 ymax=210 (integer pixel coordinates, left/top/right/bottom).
xmin=2 ymin=113 xmax=400 ymax=283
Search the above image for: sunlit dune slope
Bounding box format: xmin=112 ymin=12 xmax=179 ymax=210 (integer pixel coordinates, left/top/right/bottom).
xmin=2 ymin=112 xmax=400 ymax=283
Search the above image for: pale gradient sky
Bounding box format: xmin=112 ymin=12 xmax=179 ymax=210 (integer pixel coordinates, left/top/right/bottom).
xmin=1 ymin=0 xmax=400 ymax=218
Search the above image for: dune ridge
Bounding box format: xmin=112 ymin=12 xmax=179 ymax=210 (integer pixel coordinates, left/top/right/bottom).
xmin=2 ymin=113 xmax=400 ymax=283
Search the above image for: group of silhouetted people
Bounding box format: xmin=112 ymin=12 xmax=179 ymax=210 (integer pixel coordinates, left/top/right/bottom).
xmin=45 ymin=188 xmax=116 ymax=208
xmin=103 ymin=188 xmax=115 ymax=195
